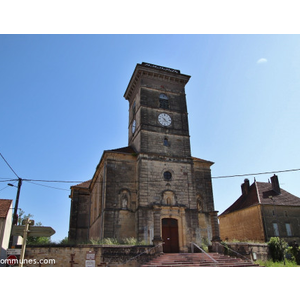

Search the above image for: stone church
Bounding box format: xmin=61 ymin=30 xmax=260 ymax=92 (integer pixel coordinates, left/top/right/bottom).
xmin=68 ymin=62 xmax=220 ymax=253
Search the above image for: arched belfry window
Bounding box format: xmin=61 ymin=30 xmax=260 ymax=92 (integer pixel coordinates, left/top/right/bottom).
xmin=159 ymin=93 xmax=169 ymax=109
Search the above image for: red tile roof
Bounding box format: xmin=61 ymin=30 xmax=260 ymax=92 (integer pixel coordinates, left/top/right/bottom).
xmin=0 ymin=199 xmax=12 ymax=218
xmin=256 ymin=182 xmax=300 ymax=206
xmin=219 ymin=183 xmax=259 ymax=216
xmin=219 ymin=180 xmax=300 ymax=216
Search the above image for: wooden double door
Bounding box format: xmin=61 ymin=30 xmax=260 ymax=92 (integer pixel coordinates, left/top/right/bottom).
xmin=162 ymin=218 xmax=179 ymax=253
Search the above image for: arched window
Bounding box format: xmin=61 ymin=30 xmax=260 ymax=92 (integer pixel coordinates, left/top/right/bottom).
xmin=159 ymin=93 xmax=169 ymax=109
xmin=164 ymin=137 xmax=170 ymax=147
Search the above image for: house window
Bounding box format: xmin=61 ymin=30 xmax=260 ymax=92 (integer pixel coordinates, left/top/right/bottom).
xmin=285 ymin=223 xmax=292 ymax=236
xmin=273 ymin=223 xmax=279 ymax=236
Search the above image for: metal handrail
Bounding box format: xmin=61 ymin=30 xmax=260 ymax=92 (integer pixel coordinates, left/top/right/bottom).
xmin=190 ymin=242 xmax=218 ymax=264
xmin=215 ymin=241 xmax=253 ymax=262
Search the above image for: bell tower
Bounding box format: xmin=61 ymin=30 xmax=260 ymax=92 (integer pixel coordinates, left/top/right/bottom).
xmin=124 ymin=62 xmax=191 ymax=157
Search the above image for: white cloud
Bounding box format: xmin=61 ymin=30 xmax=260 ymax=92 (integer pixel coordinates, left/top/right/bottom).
xmin=257 ymin=58 xmax=268 ymax=64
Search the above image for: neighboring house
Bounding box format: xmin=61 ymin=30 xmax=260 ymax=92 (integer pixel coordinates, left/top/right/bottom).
xmin=0 ymin=199 xmax=13 ymax=266
xmin=218 ymin=175 xmax=300 ymax=245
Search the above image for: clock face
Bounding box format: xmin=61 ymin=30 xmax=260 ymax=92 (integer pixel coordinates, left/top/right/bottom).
xmin=132 ymin=120 xmax=136 ymax=133
xmin=158 ymin=113 xmax=172 ymax=127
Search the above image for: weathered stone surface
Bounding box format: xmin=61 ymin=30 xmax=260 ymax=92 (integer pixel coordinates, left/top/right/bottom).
xmin=69 ymin=63 xmax=219 ymax=253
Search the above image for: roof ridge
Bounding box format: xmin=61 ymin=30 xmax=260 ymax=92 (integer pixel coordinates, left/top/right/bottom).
xmin=106 ymin=145 xmax=137 ymax=154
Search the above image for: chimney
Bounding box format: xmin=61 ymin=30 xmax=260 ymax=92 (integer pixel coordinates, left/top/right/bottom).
xmin=241 ymin=179 xmax=250 ymax=195
xmin=271 ymin=174 xmax=281 ymax=194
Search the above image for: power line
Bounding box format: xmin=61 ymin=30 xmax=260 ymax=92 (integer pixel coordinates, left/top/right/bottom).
xmin=24 ymin=179 xmax=84 ymax=183
xmin=1 ymin=164 xmax=300 ymax=194
xmin=0 ymin=179 xmax=18 ymax=183
xmin=0 ymin=152 xmax=20 ymax=179
xmin=0 ymin=186 xmax=9 ymax=192
xmin=211 ymin=168 xmax=300 ymax=179
xmin=15 ymin=167 xmax=300 ymax=185
xmin=27 ymin=181 xmax=70 ymax=191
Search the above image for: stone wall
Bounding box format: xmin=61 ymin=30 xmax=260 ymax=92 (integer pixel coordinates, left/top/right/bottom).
xmin=24 ymin=244 xmax=159 ymax=267
xmin=68 ymin=186 xmax=90 ymax=243
xmin=222 ymin=242 xmax=269 ymax=261
xmin=89 ymin=152 xmax=138 ymax=241
xmin=219 ymin=205 xmax=265 ymax=242
xmin=261 ymin=205 xmax=300 ymax=244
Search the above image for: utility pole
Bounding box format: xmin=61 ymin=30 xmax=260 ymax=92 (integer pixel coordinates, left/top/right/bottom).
xmin=8 ymin=178 xmax=22 ymax=248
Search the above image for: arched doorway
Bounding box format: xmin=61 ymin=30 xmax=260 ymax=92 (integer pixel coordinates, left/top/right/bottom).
xmin=162 ymin=218 xmax=179 ymax=253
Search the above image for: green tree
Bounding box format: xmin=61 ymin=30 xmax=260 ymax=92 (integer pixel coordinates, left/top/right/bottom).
xmin=17 ymin=210 xmax=51 ymax=245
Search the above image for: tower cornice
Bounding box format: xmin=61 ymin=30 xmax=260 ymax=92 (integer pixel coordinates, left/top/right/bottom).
xmin=124 ymin=62 xmax=191 ymax=102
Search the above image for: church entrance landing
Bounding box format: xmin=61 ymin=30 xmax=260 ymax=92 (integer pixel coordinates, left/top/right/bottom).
xmin=162 ymin=218 xmax=179 ymax=253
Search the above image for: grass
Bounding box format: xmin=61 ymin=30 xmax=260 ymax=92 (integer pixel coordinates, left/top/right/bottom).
xmin=226 ymin=239 xmax=266 ymax=244
xmin=256 ymin=259 xmax=298 ymax=267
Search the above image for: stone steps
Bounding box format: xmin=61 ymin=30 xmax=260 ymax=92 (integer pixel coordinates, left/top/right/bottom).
xmin=141 ymin=253 xmax=260 ymax=267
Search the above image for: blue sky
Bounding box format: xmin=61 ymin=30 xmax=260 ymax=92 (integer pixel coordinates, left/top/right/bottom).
xmin=1 ymin=34 xmax=300 ymax=243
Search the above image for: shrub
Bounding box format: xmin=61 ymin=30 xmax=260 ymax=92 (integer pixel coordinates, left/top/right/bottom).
xmin=287 ymin=244 xmax=300 ymax=265
xmin=268 ymin=237 xmax=287 ymax=262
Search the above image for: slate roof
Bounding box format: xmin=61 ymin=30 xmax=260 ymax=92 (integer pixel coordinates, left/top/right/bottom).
xmin=219 ymin=181 xmax=300 ymax=217
xmin=0 ymin=199 xmax=12 ymax=218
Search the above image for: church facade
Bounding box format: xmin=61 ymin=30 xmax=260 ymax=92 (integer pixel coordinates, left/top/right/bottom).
xmin=68 ymin=63 xmax=220 ymax=252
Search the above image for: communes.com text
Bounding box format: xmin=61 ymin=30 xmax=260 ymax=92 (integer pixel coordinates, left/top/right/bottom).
xmin=2 ymin=257 xmax=55 ymax=266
